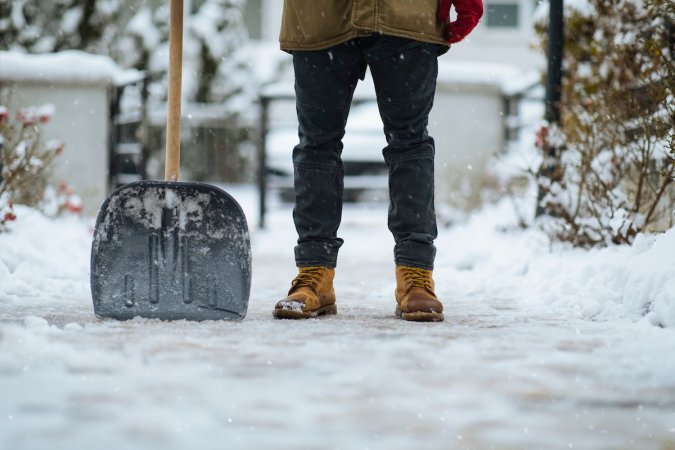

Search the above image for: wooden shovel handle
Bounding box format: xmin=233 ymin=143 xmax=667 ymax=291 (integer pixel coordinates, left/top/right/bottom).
xmin=165 ymin=0 xmax=183 ymax=182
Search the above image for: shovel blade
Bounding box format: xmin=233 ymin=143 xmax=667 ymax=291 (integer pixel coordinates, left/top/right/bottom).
xmin=91 ymin=181 xmax=251 ymax=321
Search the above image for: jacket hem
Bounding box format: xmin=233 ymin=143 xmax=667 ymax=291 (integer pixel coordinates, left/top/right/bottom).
xmin=280 ymin=29 xmax=449 ymax=54
xmin=280 ymin=30 xmax=370 ymax=52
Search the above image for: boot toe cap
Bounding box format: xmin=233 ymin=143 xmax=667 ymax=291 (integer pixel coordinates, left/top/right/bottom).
xmin=403 ymin=297 xmax=444 ymax=314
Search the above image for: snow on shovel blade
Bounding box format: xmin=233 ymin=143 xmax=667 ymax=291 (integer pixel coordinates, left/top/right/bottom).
xmin=91 ymin=181 xmax=251 ymax=321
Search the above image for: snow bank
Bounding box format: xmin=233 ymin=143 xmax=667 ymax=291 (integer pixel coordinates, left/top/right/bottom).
xmin=438 ymin=195 xmax=675 ymax=327
xmin=0 ymin=206 xmax=91 ymax=305
xmin=520 ymin=227 xmax=675 ymax=327
xmin=0 ymin=50 xmax=143 ymax=86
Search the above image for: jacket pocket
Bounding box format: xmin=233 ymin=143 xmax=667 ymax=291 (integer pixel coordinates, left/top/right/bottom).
xmin=280 ymin=1 xmax=354 ymax=45
xmin=378 ymin=0 xmax=444 ymax=39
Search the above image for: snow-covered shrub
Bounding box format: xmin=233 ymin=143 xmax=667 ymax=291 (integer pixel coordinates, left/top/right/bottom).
xmin=112 ymin=0 xmax=257 ymax=105
xmin=0 ymin=104 xmax=82 ymax=231
xmin=0 ymin=0 xmax=122 ymax=54
xmin=533 ymin=0 xmax=674 ymax=247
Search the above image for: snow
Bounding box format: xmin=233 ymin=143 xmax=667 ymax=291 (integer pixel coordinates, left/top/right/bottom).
xmin=277 ymin=300 xmax=304 ymax=312
xmin=9 ymin=1 xmax=26 ymax=30
xmin=60 ymin=6 xmax=84 ymax=34
xmin=126 ymin=7 xmax=161 ymax=51
xmin=1 ymin=186 xmax=674 ymax=449
xmin=431 ymin=190 xmax=675 ymax=327
xmin=240 ymin=41 xmax=291 ymax=86
xmin=437 ymin=60 xmax=540 ymax=95
xmin=0 ymin=50 xmax=143 ymax=86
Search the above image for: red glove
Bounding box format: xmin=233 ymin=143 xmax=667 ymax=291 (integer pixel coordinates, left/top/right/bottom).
xmin=438 ymin=0 xmax=484 ymax=44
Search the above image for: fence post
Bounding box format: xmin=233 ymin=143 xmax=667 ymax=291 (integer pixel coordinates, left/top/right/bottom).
xmin=258 ymin=96 xmax=269 ymax=229
xmin=536 ymin=0 xmax=565 ymax=217
xmin=545 ymin=0 xmax=564 ymax=124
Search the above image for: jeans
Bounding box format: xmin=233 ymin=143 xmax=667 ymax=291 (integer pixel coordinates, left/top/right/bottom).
xmin=292 ymin=35 xmax=439 ymax=270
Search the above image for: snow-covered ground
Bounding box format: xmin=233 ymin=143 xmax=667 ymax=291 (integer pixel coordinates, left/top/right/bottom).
xmin=1 ymin=186 xmax=674 ymax=450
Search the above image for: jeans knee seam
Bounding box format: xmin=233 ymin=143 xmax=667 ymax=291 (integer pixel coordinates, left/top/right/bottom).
xmin=296 ymin=102 xmax=349 ymax=112
xmin=293 ymin=161 xmax=343 ymax=172
xmin=385 ymin=151 xmax=435 ymax=164
xmin=378 ymin=86 xmax=436 ymax=104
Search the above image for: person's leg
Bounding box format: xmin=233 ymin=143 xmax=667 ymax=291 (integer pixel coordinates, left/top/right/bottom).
xmin=274 ymin=44 xmax=363 ymax=319
xmin=291 ymin=44 xmax=362 ymax=268
xmin=366 ymin=38 xmax=439 ymax=270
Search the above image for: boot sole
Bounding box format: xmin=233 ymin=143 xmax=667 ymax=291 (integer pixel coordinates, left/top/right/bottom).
xmin=273 ymin=304 xmax=337 ymax=320
xmin=395 ymin=304 xmax=444 ymax=322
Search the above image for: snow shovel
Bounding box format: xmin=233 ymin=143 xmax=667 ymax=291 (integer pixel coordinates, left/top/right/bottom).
xmin=90 ymin=0 xmax=251 ymax=321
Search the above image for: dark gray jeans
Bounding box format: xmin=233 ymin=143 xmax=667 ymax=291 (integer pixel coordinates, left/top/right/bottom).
xmin=292 ymin=35 xmax=439 ymax=270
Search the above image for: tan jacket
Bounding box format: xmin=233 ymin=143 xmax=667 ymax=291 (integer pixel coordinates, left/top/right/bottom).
xmin=279 ymin=0 xmax=448 ymax=51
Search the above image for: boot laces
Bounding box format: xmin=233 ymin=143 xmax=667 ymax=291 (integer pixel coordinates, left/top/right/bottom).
xmin=402 ymin=267 xmax=434 ymax=292
xmin=291 ymin=267 xmax=325 ymax=289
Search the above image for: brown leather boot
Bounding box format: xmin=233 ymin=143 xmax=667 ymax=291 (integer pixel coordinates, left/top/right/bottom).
xmin=395 ymin=266 xmax=444 ymax=322
xmin=273 ymin=266 xmax=337 ymax=319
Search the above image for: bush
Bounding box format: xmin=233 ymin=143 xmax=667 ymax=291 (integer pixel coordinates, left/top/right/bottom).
xmin=534 ymin=0 xmax=674 ymax=247
xmin=0 ymin=104 xmax=82 ymax=230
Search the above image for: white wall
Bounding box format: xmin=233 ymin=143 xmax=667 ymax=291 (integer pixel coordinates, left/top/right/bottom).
xmin=261 ymin=0 xmax=284 ymax=42
xmin=430 ymin=83 xmax=505 ymax=208
xmin=2 ymin=82 xmax=110 ymax=215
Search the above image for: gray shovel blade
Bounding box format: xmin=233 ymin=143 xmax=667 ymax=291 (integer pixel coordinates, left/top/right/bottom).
xmin=91 ymin=181 xmax=251 ymax=321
